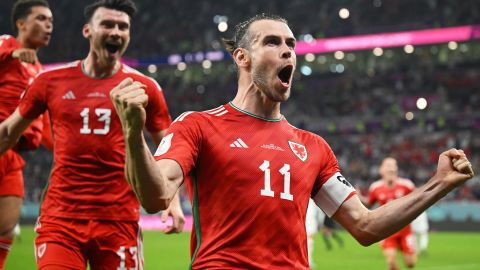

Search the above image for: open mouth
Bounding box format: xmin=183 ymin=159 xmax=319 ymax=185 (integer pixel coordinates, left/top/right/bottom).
xmin=105 ymin=42 xmax=121 ymax=54
xmin=278 ymin=65 xmax=293 ymax=85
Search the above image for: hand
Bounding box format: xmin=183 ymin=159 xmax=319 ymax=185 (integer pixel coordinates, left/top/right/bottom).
xmin=160 ymin=195 xmax=185 ymax=234
xmin=110 ymin=78 xmax=148 ymax=135
xmin=436 ymin=148 xmax=474 ymax=188
xmin=12 ymin=48 xmax=38 ymax=63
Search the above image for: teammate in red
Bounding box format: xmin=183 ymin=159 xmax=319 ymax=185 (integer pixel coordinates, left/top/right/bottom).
xmin=0 ymin=0 xmax=52 ymax=268
xmin=110 ymin=14 xmax=474 ymax=269
xmin=0 ymin=0 xmax=184 ymax=269
xmin=368 ymin=157 xmax=416 ymax=270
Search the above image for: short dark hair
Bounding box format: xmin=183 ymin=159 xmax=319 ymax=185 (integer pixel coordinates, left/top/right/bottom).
xmin=223 ymin=13 xmax=288 ymax=55
xmin=11 ymin=0 xmax=49 ymax=32
xmin=84 ymin=0 xmax=137 ymax=22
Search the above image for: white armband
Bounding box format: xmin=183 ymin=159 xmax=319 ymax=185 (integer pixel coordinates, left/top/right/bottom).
xmin=312 ymin=172 xmax=356 ymax=217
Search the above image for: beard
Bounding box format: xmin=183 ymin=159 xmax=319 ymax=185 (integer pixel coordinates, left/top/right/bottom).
xmin=252 ymin=65 xmax=291 ymax=102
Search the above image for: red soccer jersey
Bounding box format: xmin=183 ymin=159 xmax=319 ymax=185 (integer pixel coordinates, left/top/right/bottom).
xmin=0 ymin=35 xmax=42 ymax=121
xmin=18 ymin=60 xmax=171 ymax=221
xmin=368 ymin=177 xmax=415 ymax=235
xmin=155 ymin=103 xmax=355 ymax=269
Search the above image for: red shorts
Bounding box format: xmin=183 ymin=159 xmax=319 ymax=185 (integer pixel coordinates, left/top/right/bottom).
xmin=34 ymin=216 xmax=143 ymax=270
xmin=381 ymin=226 xmax=416 ymax=255
xmin=0 ymin=149 xmax=25 ymax=197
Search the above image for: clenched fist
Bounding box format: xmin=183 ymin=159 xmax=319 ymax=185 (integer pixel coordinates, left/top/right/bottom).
xmin=436 ymin=148 xmax=475 ymax=188
xmin=110 ymin=77 xmax=148 ymax=135
xmin=12 ymin=48 xmax=38 ymax=64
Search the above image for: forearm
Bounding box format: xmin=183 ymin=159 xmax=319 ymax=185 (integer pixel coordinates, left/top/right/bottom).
xmin=0 ymin=110 xmax=32 ymax=155
xmin=359 ymin=176 xmax=451 ymax=244
xmin=125 ymin=130 xmax=177 ymax=213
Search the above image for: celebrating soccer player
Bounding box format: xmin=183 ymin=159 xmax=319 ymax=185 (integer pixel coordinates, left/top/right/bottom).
xmin=0 ymin=0 xmax=184 ymax=269
xmin=367 ymin=157 xmax=417 ymax=270
xmin=0 ymin=0 xmax=52 ymax=268
xmin=110 ymin=14 xmax=475 ymax=269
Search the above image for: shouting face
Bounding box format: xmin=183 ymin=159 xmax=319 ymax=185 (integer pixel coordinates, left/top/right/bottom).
xmin=83 ymin=7 xmax=130 ymax=66
xmin=245 ymin=19 xmax=296 ymax=102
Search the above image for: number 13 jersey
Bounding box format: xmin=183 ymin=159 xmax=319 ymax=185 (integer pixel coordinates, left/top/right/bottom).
xmin=18 ymin=60 xmax=171 ymax=221
xmin=155 ymin=102 xmax=356 ymax=269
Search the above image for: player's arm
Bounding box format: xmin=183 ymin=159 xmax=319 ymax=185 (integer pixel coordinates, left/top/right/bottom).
xmin=0 ymin=108 xmax=34 ymax=155
xmin=111 ymin=78 xmax=183 ymax=214
xmin=0 ymin=37 xmax=37 ymax=63
xmin=148 ymin=129 xmax=185 ymax=233
xmin=333 ymin=149 xmax=474 ymax=246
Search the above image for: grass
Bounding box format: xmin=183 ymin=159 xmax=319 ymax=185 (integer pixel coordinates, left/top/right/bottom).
xmin=5 ymin=226 xmax=480 ymax=269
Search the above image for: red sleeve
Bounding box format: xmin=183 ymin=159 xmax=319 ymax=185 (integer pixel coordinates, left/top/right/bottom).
xmin=312 ymin=137 xmax=341 ymax=196
xmin=18 ymin=73 xmax=48 ymax=119
xmin=15 ymin=113 xmax=43 ymax=150
xmin=144 ymin=78 xmax=172 ymax=132
xmin=0 ymin=35 xmax=17 ymax=62
xmin=367 ymin=188 xmax=377 ymax=206
xmin=41 ymin=112 xmax=54 ymax=150
xmin=153 ymin=112 xmax=202 ymax=179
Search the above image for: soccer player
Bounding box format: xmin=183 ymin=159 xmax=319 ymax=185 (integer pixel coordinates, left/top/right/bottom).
xmin=368 ymin=157 xmax=417 ymax=270
xmin=0 ymin=0 xmax=52 ymax=268
xmin=110 ymin=14 xmax=475 ymax=269
xmin=411 ymin=211 xmax=429 ymax=256
xmin=0 ymin=0 xmax=184 ymax=269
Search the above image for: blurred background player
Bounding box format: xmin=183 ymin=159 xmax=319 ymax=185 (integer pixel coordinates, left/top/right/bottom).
xmin=0 ymin=0 xmax=52 ymax=268
xmin=367 ymin=157 xmax=417 ymax=270
xmin=306 ymin=199 xmax=325 ymax=267
xmin=306 ymin=199 xmax=344 ymax=267
xmin=411 ymin=211 xmax=429 ymax=256
xmin=0 ymin=0 xmax=184 ymax=269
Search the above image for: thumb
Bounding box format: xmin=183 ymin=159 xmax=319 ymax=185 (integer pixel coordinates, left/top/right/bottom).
xmin=160 ymin=210 xmax=168 ymax=222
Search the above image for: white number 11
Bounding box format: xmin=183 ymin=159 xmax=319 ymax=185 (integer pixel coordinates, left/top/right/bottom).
xmin=259 ymin=160 xmax=293 ymax=201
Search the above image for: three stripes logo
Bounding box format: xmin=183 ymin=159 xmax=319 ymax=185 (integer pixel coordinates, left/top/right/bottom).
xmin=230 ymin=138 xmax=248 ymax=148
xmin=62 ymin=90 xmax=76 ymax=100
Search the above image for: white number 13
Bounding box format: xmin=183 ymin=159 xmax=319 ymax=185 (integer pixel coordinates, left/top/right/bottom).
xmin=259 ymin=160 xmax=293 ymax=201
xmin=80 ymin=108 xmax=111 ymax=135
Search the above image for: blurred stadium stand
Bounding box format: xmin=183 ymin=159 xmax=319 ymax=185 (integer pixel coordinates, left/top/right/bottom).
xmin=1 ymin=0 xmax=479 ymax=230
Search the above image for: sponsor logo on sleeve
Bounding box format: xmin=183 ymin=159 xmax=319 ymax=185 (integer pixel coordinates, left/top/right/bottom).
xmin=154 ymin=133 xmax=173 ymax=156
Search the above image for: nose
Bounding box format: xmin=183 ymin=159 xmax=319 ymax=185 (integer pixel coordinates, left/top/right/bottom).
xmin=281 ymin=43 xmax=292 ymax=59
xmin=109 ymin=24 xmax=121 ymax=37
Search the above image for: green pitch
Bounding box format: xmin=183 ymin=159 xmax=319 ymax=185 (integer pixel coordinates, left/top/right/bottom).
xmin=6 ymin=225 xmax=480 ymax=269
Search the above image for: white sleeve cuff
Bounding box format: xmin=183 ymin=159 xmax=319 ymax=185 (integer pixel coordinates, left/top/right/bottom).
xmin=312 ymin=172 xmax=356 ymax=217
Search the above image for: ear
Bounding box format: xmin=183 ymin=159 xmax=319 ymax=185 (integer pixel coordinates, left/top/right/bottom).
xmin=233 ymin=48 xmax=251 ymax=69
xmin=82 ymin=23 xmax=91 ymax=38
xmin=16 ymin=19 xmax=26 ymax=32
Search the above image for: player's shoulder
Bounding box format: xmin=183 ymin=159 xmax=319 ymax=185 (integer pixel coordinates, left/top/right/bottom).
xmin=121 ymin=64 xmax=162 ymax=91
xmin=172 ymin=105 xmax=230 ymax=124
xmin=36 ymin=60 xmax=80 ymax=78
xmin=286 ymin=120 xmax=330 ymax=147
xmin=0 ymin=34 xmax=14 ymax=41
xmin=369 ymin=179 xmax=384 ymax=191
xmin=397 ymin=177 xmax=415 ymax=189
xmin=0 ymin=35 xmax=17 ymax=47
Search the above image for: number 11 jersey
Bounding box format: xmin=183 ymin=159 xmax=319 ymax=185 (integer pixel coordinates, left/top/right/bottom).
xmin=155 ymin=102 xmax=356 ymax=269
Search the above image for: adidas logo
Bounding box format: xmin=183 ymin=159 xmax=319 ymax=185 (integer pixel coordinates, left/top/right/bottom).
xmin=62 ymin=90 xmax=76 ymax=100
xmin=230 ymin=138 xmax=248 ymax=148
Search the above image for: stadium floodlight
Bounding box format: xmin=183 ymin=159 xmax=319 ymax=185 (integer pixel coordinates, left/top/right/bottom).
xmin=334 ymin=51 xmax=345 ymax=60
xmin=404 ymin=45 xmax=415 ymax=54
xmin=448 ymin=41 xmax=458 ymax=50
xmin=373 ymin=47 xmax=384 ymax=56
xmin=405 ymin=112 xmax=414 ymax=121
xmin=305 ymin=53 xmax=315 ymax=62
xmin=147 ymin=64 xmax=157 ymax=74
xmin=218 ymin=22 xmax=228 ymax=32
xmin=416 ymin=98 xmax=428 ymax=110
xmin=339 ymin=8 xmax=350 ymax=19
xmin=177 ymin=62 xmax=187 ymax=71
